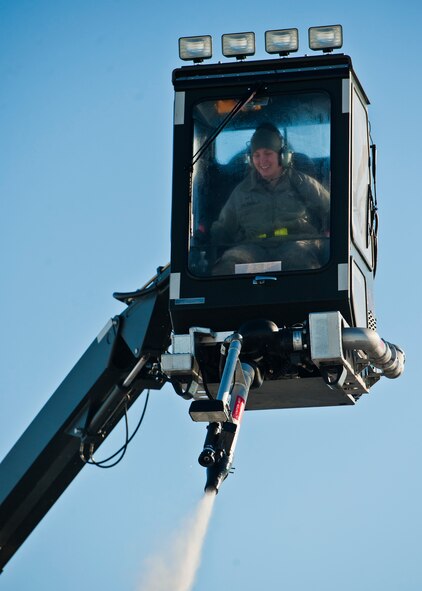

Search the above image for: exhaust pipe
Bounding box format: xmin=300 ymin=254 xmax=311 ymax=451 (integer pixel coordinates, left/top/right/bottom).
xmin=342 ymin=327 xmax=405 ymax=379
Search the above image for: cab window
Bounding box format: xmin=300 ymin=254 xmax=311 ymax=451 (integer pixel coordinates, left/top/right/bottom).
xmin=352 ymin=87 xmax=372 ymax=267
xmin=189 ymin=92 xmax=331 ymax=277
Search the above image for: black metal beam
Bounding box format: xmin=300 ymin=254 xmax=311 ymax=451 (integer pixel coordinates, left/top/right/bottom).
xmin=0 ymin=271 xmax=171 ymax=572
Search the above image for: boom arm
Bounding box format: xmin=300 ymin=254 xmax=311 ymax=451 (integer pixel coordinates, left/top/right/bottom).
xmin=0 ymin=266 xmax=171 ymax=572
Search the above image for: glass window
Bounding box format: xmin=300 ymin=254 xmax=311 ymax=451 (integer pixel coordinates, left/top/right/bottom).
xmin=352 ymin=87 xmax=372 ymax=266
xmin=189 ymin=92 xmax=331 ymax=277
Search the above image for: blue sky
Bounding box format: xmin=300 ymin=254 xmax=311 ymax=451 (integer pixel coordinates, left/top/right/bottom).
xmin=1 ymin=1 xmax=421 ymax=590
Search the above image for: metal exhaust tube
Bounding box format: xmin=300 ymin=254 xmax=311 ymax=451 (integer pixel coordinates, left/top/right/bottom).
xmin=342 ymin=328 xmax=405 ymax=379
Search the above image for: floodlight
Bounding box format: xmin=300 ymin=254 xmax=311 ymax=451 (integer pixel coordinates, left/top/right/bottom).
xmin=179 ymin=35 xmax=212 ymax=62
xmin=222 ymin=32 xmax=255 ymax=59
xmin=265 ymin=29 xmax=298 ymax=56
xmin=308 ymin=25 xmax=343 ymax=52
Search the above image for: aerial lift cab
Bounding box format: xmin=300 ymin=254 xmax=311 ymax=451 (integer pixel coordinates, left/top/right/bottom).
xmin=0 ymin=25 xmax=404 ymax=570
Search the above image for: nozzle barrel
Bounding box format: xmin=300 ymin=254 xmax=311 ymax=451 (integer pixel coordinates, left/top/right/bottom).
xmin=216 ymin=333 xmax=243 ymax=405
xmin=204 ymin=454 xmax=231 ymax=494
xmin=199 ymin=357 xmax=256 ymax=494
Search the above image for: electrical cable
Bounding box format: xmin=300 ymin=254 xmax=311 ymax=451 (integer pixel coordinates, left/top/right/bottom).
xmin=80 ymin=389 xmax=150 ymax=468
xmin=86 ymin=404 xmax=130 ymax=469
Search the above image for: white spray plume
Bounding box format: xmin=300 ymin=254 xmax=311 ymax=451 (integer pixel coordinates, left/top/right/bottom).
xmin=137 ymin=491 xmax=216 ymax=591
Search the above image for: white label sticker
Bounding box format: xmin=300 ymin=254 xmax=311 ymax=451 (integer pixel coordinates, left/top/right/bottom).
xmin=235 ymin=261 xmax=281 ymax=275
xmin=174 ymin=92 xmax=185 ymax=125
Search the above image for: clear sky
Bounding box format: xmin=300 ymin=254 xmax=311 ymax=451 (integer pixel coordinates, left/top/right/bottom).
xmin=1 ymin=1 xmax=420 ymax=590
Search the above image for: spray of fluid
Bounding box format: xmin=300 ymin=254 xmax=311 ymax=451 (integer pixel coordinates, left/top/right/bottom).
xmin=138 ymin=491 xmax=216 ymax=591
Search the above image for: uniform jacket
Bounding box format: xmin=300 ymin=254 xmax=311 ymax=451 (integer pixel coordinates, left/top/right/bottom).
xmin=211 ymin=167 xmax=330 ymax=245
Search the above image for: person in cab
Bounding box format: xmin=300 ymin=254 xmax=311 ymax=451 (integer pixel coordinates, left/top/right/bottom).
xmin=210 ymin=123 xmax=330 ymax=275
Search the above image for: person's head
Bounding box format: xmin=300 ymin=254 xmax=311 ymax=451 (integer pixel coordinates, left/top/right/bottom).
xmin=250 ymin=124 xmax=284 ymax=181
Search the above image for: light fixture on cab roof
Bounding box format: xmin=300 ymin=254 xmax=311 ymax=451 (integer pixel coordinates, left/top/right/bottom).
xmin=265 ymin=28 xmax=299 ymax=56
xmin=308 ymin=25 xmax=343 ymax=53
xmin=221 ymin=32 xmax=255 ymax=60
xmin=178 ymin=35 xmax=212 ymax=62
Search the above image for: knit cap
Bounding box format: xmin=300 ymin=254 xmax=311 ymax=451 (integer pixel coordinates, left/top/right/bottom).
xmin=250 ymin=124 xmax=283 ymax=153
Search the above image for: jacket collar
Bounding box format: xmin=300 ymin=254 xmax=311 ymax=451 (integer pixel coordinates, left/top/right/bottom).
xmin=244 ymin=168 xmax=288 ymax=192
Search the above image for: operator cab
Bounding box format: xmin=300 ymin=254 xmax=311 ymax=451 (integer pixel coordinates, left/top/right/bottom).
xmin=169 ymin=30 xmax=377 ymax=337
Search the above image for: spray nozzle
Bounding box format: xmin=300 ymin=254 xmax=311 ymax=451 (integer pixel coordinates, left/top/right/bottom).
xmin=198 ymin=446 xmax=216 ymax=467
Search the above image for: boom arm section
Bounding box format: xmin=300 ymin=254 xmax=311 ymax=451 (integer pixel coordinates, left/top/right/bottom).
xmin=0 ymin=266 xmax=171 ymax=572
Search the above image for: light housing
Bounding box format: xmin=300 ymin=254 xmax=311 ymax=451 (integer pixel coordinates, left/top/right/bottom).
xmin=179 ymin=35 xmax=212 ymax=62
xmin=308 ymin=25 xmax=343 ymax=53
xmin=265 ymin=28 xmax=299 ymax=56
xmin=222 ymin=32 xmax=255 ymax=59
